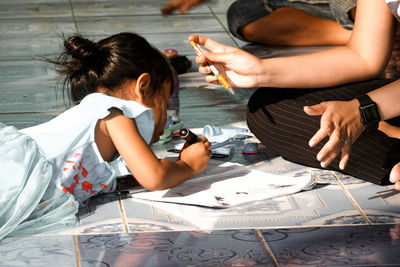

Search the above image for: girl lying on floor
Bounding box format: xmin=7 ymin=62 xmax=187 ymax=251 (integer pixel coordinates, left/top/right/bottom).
xmin=0 ymin=32 xmax=211 ymax=240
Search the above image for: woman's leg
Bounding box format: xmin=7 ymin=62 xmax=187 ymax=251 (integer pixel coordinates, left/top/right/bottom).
xmin=246 ymin=79 xmax=400 ymax=185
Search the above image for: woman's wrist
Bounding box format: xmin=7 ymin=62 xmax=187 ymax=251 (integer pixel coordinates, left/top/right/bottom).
xmin=350 ymin=98 xmax=366 ymax=133
xmin=257 ymin=59 xmax=272 ymax=87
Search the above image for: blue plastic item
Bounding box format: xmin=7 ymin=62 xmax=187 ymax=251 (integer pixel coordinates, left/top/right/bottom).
xmin=242 ymin=142 xmax=260 ymax=154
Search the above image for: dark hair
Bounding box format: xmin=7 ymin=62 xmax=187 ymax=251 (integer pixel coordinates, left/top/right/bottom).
xmin=50 ymin=32 xmax=173 ymax=104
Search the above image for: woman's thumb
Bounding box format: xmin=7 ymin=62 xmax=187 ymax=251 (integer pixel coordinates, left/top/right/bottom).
xmin=304 ymin=103 xmax=326 ymax=116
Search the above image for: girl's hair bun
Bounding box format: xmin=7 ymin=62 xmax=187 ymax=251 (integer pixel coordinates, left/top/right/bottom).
xmin=64 ymin=34 xmax=99 ymax=66
xmin=49 ymin=32 xmax=173 ymax=104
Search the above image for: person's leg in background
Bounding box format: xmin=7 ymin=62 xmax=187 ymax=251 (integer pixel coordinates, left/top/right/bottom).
xmin=227 ymin=0 xmax=356 ymax=46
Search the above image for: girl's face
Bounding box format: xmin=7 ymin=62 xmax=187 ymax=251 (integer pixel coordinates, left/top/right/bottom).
xmin=148 ymin=80 xmax=172 ymax=144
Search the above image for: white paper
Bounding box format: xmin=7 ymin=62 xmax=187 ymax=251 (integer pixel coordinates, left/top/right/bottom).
xmin=130 ymin=160 xmax=317 ymax=208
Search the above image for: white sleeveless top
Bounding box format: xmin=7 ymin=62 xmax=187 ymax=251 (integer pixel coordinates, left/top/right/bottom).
xmin=20 ymin=93 xmax=154 ymax=203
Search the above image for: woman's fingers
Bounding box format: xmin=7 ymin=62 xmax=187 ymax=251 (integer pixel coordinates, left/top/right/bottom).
xmin=317 ymin=133 xmax=342 ymax=168
xmin=339 ymin=144 xmax=351 ymax=170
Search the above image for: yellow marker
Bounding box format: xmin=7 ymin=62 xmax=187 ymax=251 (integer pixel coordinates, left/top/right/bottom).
xmin=190 ymin=41 xmax=235 ymax=95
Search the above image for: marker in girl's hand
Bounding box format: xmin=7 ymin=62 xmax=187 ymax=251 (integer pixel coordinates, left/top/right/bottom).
xmin=179 ymin=128 xmax=198 ymax=145
xmin=189 ymin=41 xmax=235 ymax=95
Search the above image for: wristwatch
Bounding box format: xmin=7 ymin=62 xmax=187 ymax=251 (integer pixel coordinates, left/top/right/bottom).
xmin=356 ymin=94 xmax=381 ymax=132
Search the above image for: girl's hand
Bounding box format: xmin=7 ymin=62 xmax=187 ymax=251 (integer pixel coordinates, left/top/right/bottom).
xmin=304 ymin=99 xmax=364 ymax=170
xmin=161 ymin=0 xmax=205 ymax=16
xmin=188 ymin=35 xmax=264 ymax=88
xmin=179 ymin=136 xmax=212 ymax=175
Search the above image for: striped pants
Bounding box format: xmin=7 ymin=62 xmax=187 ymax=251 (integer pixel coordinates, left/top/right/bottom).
xmin=246 ymin=78 xmax=400 ymax=185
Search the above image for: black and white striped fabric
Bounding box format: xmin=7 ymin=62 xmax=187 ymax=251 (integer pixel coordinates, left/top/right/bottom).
xmin=246 ymin=79 xmax=400 ymax=185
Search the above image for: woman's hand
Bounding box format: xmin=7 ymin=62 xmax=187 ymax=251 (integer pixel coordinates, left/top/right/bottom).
xmin=179 ymin=136 xmax=212 ymax=176
xmin=379 ymin=121 xmax=400 ymax=190
xmin=390 ymin=163 xmax=400 ymax=190
xmin=161 ymin=0 xmax=205 ymax=16
xmin=304 ymin=99 xmax=365 ymax=170
xmin=188 ymin=35 xmax=265 ymax=88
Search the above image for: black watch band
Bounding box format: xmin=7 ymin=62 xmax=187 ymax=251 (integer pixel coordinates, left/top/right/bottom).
xmin=356 ymin=94 xmax=381 ymax=132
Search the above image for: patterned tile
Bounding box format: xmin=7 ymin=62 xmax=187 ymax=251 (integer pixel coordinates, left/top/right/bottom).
xmin=77 ymin=230 xmax=274 ymax=266
xmin=336 ymin=173 xmax=400 ymax=224
xmin=64 ymin=193 xmax=126 ymax=235
xmin=261 ymin=224 xmax=400 ymax=266
xmin=122 ymin=168 xmax=364 ymax=233
xmin=0 ymin=235 xmax=77 ymax=267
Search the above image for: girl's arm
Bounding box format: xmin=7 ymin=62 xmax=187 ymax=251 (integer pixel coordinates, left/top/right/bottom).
xmin=103 ymin=109 xmax=211 ymax=191
xmin=191 ymin=0 xmax=397 ymax=89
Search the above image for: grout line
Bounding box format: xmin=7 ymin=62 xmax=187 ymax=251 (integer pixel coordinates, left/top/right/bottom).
xmin=256 ymin=229 xmax=279 ymax=267
xmin=68 ymin=0 xmax=79 ymax=33
xmin=205 ymin=1 xmax=240 ymax=48
xmin=117 ymin=197 xmax=130 ymax=233
xmin=73 ymin=235 xmax=82 ymax=267
xmin=332 ymin=171 xmax=372 ymax=225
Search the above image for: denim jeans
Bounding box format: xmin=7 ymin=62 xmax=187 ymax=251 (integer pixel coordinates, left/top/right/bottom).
xmin=227 ymin=0 xmax=357 ymax=41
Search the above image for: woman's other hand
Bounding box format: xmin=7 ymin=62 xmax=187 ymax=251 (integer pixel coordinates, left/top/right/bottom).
xmin=304 ymin=99 xmax=365 ymax=170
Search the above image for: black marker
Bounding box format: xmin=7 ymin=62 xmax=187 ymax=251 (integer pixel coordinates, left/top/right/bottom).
xmin=179 ymin=128 xmax=198 ymax=145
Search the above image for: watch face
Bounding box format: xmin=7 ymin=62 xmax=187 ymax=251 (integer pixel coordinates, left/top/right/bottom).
xmin=360 ymin=103 xmax=380 ymax=123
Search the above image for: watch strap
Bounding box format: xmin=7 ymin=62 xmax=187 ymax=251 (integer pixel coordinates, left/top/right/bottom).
xmin=357 ymin=94 xmax=373 ymax=107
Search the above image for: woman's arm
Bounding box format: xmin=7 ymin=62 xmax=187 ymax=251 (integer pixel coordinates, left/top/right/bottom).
xmin=305 ymin=80 xmax=400 ymax=170
xmin=191 ymin=0 xmax=396 ymax=89
xmin=102 ymin=109 xmax=211 ymax=191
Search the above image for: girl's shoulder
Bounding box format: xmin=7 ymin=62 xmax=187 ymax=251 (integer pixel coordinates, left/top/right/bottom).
xmin=80 ymin=93 xmax=153 ymax=120
xmin=80 ymin=93 xmax=155 ymax=145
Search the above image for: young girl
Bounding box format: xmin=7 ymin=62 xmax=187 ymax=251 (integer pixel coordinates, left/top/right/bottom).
xmin=0 ymin=32 xmax=212 ymax=240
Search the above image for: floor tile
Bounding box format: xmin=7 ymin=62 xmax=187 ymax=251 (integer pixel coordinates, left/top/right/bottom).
xmin=0 ymin=82 xmax=65 ymax=112
xmin=208 ymin=0 xmax=237 ymax=14
xmin=75 ymin=14 xmax=224 ymax=36
xmin=0 ymin=1 xmax=73 ymax=19
xmin=261 ymin=224 xmax=400 ymax=266
xmin=0 ymin=60 xmax=58 ymax=83
xmin=77 ymin=229 xmax=274 ymax=266
xmin=65 ymin=193 xmax=126 ymax=235
xmin=0 ymin=235 xmax=77 ymax=267
xmin=71 ymin=0 xmax=210 ymax=17
xmin=0 ymin=35 xmax=67 ymax=60
xmin=142 ymin=32 xmax=238 ymax=58
xmin=0 ymin=112 xmax=59 ymax=129
xmin=336 ymin=173 xmax=400 ymax=224
xmin=122 ymin=167 xmax=364 ymax=232
xmin=0 ymin=18 xmax=76 ymax=37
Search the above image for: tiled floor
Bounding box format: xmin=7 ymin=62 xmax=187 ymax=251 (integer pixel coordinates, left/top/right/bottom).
xmin=1 ymin=0 xmax=400 ymax=266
